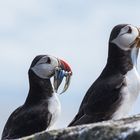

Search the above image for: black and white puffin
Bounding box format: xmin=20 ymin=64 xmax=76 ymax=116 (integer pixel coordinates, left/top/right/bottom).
xmin=2 ymin=55 xmax=72 ymax=140
xmin=68 ymin=24 xmax=140 ymax=126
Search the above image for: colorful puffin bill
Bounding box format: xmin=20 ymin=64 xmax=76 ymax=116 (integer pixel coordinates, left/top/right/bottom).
xmin=2 ymin=55 xmax=72 ymax=140
xmin=68 ymin=24 xmax=140 ymax=127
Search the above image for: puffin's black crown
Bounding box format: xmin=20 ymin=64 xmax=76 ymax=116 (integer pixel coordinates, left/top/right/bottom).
xmin=30 ymin=55 xmax=46 ymax=68
xmin=109 ymin=24 xmax=128 ymax=41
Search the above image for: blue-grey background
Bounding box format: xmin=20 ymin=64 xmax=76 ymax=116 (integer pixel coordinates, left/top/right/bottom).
xmin=1 ymin=0 xmax=140 ymax=136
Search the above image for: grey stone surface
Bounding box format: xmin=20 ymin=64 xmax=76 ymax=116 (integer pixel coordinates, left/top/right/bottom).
xmin=21 ymin=114 xmax=140 ymax=140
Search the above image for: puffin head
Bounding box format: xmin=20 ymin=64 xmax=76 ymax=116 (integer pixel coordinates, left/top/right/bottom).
xmin=29 ymin=55 xmax=72 ymax=94
xmin=109 ymin=24 xmax=140 ymax=51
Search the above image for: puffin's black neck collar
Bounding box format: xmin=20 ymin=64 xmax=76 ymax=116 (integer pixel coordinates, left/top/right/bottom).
xmin=25 ymin=70 xmax=53 ymax=106
xmin=106 ymin=43 xmax=134 ymax=75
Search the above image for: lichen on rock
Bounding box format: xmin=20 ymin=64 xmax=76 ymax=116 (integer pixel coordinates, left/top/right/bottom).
xmin=21 ymin=114 xmax=140 ymax=140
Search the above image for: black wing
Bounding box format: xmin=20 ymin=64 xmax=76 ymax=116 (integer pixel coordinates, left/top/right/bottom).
xmin=68 ymin=73 xmax=125 ymax=126
xmin=2 ymin=104 xmax=52 ymax=140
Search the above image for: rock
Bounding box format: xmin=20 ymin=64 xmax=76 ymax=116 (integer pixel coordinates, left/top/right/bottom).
xmin=21 ymin=114 xmax=140 ymax=140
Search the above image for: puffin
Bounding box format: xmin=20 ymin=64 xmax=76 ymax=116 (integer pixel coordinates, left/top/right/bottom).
xmin=1 ymin=55 xmax=72 ymax=140
xmin=68 ymin=24 xmax=140 ymax=126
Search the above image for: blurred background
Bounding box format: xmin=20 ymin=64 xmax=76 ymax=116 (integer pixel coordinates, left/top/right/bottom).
xmin=1 ymin=0 xmax=140 ymax=136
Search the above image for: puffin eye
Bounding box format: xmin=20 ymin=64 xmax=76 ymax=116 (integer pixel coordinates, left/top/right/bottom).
xmin=47 ymin=57 xmax=51 ymax=64
xmin=127 ymin=27 xmax=132 ymax=33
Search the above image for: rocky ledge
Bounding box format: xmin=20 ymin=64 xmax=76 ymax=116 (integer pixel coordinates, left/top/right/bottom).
xmin=21 ymin=114 xmax=140 ymax=140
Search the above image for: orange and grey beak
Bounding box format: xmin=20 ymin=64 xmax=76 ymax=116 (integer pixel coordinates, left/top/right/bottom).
xmin=53 ymin=59 xmax=72 ymax=94
xmin=59 ymin=59 xmax=72 ymax=74
xmin=136 ymin=27 xmax=140 ymax=48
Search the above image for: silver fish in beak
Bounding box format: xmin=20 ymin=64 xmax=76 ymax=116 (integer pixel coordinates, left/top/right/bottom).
xmin=53 ymin=59 xmax=72 ymax=94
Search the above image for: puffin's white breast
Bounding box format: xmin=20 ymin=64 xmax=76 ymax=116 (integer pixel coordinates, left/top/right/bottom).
xmin=113 ymin=66 xmax=140 ymax=119
xmin=48 ymin=93 xmax=61 ymax=128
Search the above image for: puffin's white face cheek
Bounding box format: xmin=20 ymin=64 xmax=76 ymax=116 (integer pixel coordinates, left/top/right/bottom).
xmin=31 ymin=56 xmax=59 ymax=79
xmin=111 ymin=25 xmax=139 ymax=51
xmin=32 ymin=64 xmax=55 ymax=79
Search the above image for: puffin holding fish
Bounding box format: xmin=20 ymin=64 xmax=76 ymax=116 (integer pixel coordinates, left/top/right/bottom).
xmin=2 ymin=55 xmax=72 ymax=140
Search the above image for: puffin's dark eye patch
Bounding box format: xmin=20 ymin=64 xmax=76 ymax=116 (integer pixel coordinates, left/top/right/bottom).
xmin=47 ymin=57 xmax=51 ymax=64
xmin=127 ymin=27 xmax=132 ymax=33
